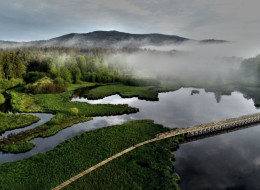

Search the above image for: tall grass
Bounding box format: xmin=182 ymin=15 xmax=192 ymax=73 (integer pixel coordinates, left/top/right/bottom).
xmin=0 ymin=120 xmax=181 ymax=190
xmin=0 ymin=112 xmax=40 ymax=134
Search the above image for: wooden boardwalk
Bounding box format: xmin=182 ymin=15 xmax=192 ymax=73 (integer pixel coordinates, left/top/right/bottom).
xmin=53 ymin=112 xmax=260 ymax=190
xmin=156 ymin=112 xmax=260 ymax=139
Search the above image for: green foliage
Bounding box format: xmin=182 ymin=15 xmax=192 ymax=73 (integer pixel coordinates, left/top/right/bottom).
xmin=23 ymin=72 xmax=47 ymax=83
xmin=25 ymin=77 xmax=66 ymax=94
xmin=66 ymin=82 xmax=96 ymax=91
xmin=0 ymin=52 xmax=26 ymax=80
xmin=54 ymin=77 xmax=69 ymax=87
xmin=173 ymin=173 xmax=181 ymax=184
xmin=0 ymin=120 xmax=181 ymax=190
xmin=0 ymin=78 xmax=23 ymax=90
xmin=8 ymin=89 xmax=138 ymax=116
xmin=0 ymin=112 xmax=40 ymax=134
xmin=0 ymin=93 xmax=5 ymax=104
xmin=0 ymin=47 xmax=157 ymax=89
xmin=69 ymin=107 xmax=79 ymax=115
xmin=60 ymin=68 xmax=72 ymax=83
xmin=8 ymin=89 xmax=46 ymax=113
xmin=71 ymin=67 xmax=82 ymax=84
xmin=86 ymin=84 xmax=159 ymax=100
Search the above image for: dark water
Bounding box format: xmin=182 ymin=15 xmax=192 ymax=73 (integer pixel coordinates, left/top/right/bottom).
xmin=0 ymin=88 xmax=260 ymax=189
xmin=175 ymin=126 xmax=260 ymax=190
xmin=72 ymin=88 xmax=259 ymax=128
xmin=74 ymin=88 xmax=260 ymax=190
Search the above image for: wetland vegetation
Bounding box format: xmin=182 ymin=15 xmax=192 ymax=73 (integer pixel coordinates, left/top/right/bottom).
xmin=0 ymin=120 xmax=182 ymax=190
xmin=0 ymin=112 xmax=40 ymax=134
xmin=1 ymin=47 xmax=260 ymax=189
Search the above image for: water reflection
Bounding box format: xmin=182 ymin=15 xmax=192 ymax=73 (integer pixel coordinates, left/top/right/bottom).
xmin=1 ymin=86 xmax=260 ymax=190
xmin=72 ymin=88 xmax=259 ymax=128
xmin=175 ymin=126 xmax=260 ymax=190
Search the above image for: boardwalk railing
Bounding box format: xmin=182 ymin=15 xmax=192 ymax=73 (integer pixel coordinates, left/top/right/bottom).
xmin=156 ymin=113 xmax=260 ymax=139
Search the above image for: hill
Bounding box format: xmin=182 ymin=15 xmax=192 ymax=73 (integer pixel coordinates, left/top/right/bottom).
xmin=0 ymin=30 xmax=227 ymax=48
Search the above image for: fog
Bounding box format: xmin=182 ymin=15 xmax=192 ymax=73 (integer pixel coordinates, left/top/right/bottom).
xmin=106 ymin=40 xmax=260 ymax=84
xmin=1 ymin=36 xmax=260 ymax=86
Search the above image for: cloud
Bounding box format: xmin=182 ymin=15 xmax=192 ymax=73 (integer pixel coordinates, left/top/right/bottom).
xmin=0 ymin=0 xmax=260 ymax=43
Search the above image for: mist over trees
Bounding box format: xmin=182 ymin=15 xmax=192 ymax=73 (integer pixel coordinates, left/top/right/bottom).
xmin=240 ymin=54 xmax=260 ymax=86
xmin=0 ymin=45 xmax=259 ymax=96
xmin=0 ymin=47 xmax=146 ymax=93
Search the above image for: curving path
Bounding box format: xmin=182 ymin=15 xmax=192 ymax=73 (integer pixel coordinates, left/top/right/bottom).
xmin=53 ymin=112 xmax=260 ymax=190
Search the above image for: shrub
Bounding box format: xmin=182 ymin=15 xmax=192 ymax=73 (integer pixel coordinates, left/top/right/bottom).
xmin=69 ymin=107 xmax=79 ymax=115
xmin=0 ymin=93 xmax=5 ymax=104
xmin=25 ymin=77 xmax=66 ymax=94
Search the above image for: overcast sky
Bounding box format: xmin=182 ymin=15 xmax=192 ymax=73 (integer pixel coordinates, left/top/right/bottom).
xmin=1 ymin=0 xmax=260 ymax=42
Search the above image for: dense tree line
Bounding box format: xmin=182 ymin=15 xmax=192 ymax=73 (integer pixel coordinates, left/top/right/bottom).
xmin=0 ymin=52 xmax=26 ymax=80
xmin=0 ymin=47 xmax=162 ymax=94
xmin=24 ymin=54 xmax=121 ymax=84
xmin=0 ymin=47 xmax=127 ymax=94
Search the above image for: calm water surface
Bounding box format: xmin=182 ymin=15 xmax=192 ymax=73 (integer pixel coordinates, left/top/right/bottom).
xmin=0 ymin=88 xmax=260 ymax=189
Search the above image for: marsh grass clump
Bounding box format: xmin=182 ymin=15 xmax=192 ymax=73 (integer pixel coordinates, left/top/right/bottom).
xmin=69 ymin=107 xmax=79 ymax=115
xmin=0 ymin=112 xmax=40 ymax=134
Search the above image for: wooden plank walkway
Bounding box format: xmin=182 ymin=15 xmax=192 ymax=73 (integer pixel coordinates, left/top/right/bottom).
xmin=53 ymin=112 xmax=260 ymax=190
xmin=52 ymin=138 xmax=159 ymax=190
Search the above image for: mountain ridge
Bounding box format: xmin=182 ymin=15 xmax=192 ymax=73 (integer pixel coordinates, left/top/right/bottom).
xmin=0 ymin=30 xmax=227 ymax=48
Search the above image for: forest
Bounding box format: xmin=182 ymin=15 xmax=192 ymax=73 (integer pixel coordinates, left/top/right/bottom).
xmin=0 ymin=47 xmax=133 ymax=97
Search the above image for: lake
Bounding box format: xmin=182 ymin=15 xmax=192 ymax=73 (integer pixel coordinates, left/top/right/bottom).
xmin=1 ymin=87 xmax=260 ymax=189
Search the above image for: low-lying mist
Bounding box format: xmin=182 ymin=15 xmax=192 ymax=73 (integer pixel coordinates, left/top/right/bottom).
xmin=106 ymin=40 xmax=260 ymax=85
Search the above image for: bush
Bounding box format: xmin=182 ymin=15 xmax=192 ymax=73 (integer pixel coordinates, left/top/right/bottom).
xmin=69 ymin=107 xmax=79 ymax=115
xmin=0 ymin=93 xmax=5 ymax=104
xmin=25 ymin=77 xmax=66 ymax=94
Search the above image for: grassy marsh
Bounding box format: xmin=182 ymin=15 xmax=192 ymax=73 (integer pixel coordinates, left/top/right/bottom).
xmin=85 ymin=84 xmax=159 ymax=100
xmin=0 ymin=112 xmax=40 ymax=134
xmin=0 ymin=120 xmax=181 ymax=190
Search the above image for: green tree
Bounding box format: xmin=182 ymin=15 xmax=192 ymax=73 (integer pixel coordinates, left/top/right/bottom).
xmin=0 ymin=93 xmax=5 ymax=104
xmin=0 ymin=53 xmax=5 ymax=79
xmin=71 ymin=67 xmax=82 ymax=84
xmin=60 ymin=68 xmax=72 ymax=83
xmin=14 ymin=55 xmax=26 ymax=78
xmin=4 ymin=53 xmax=14 ymax=80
